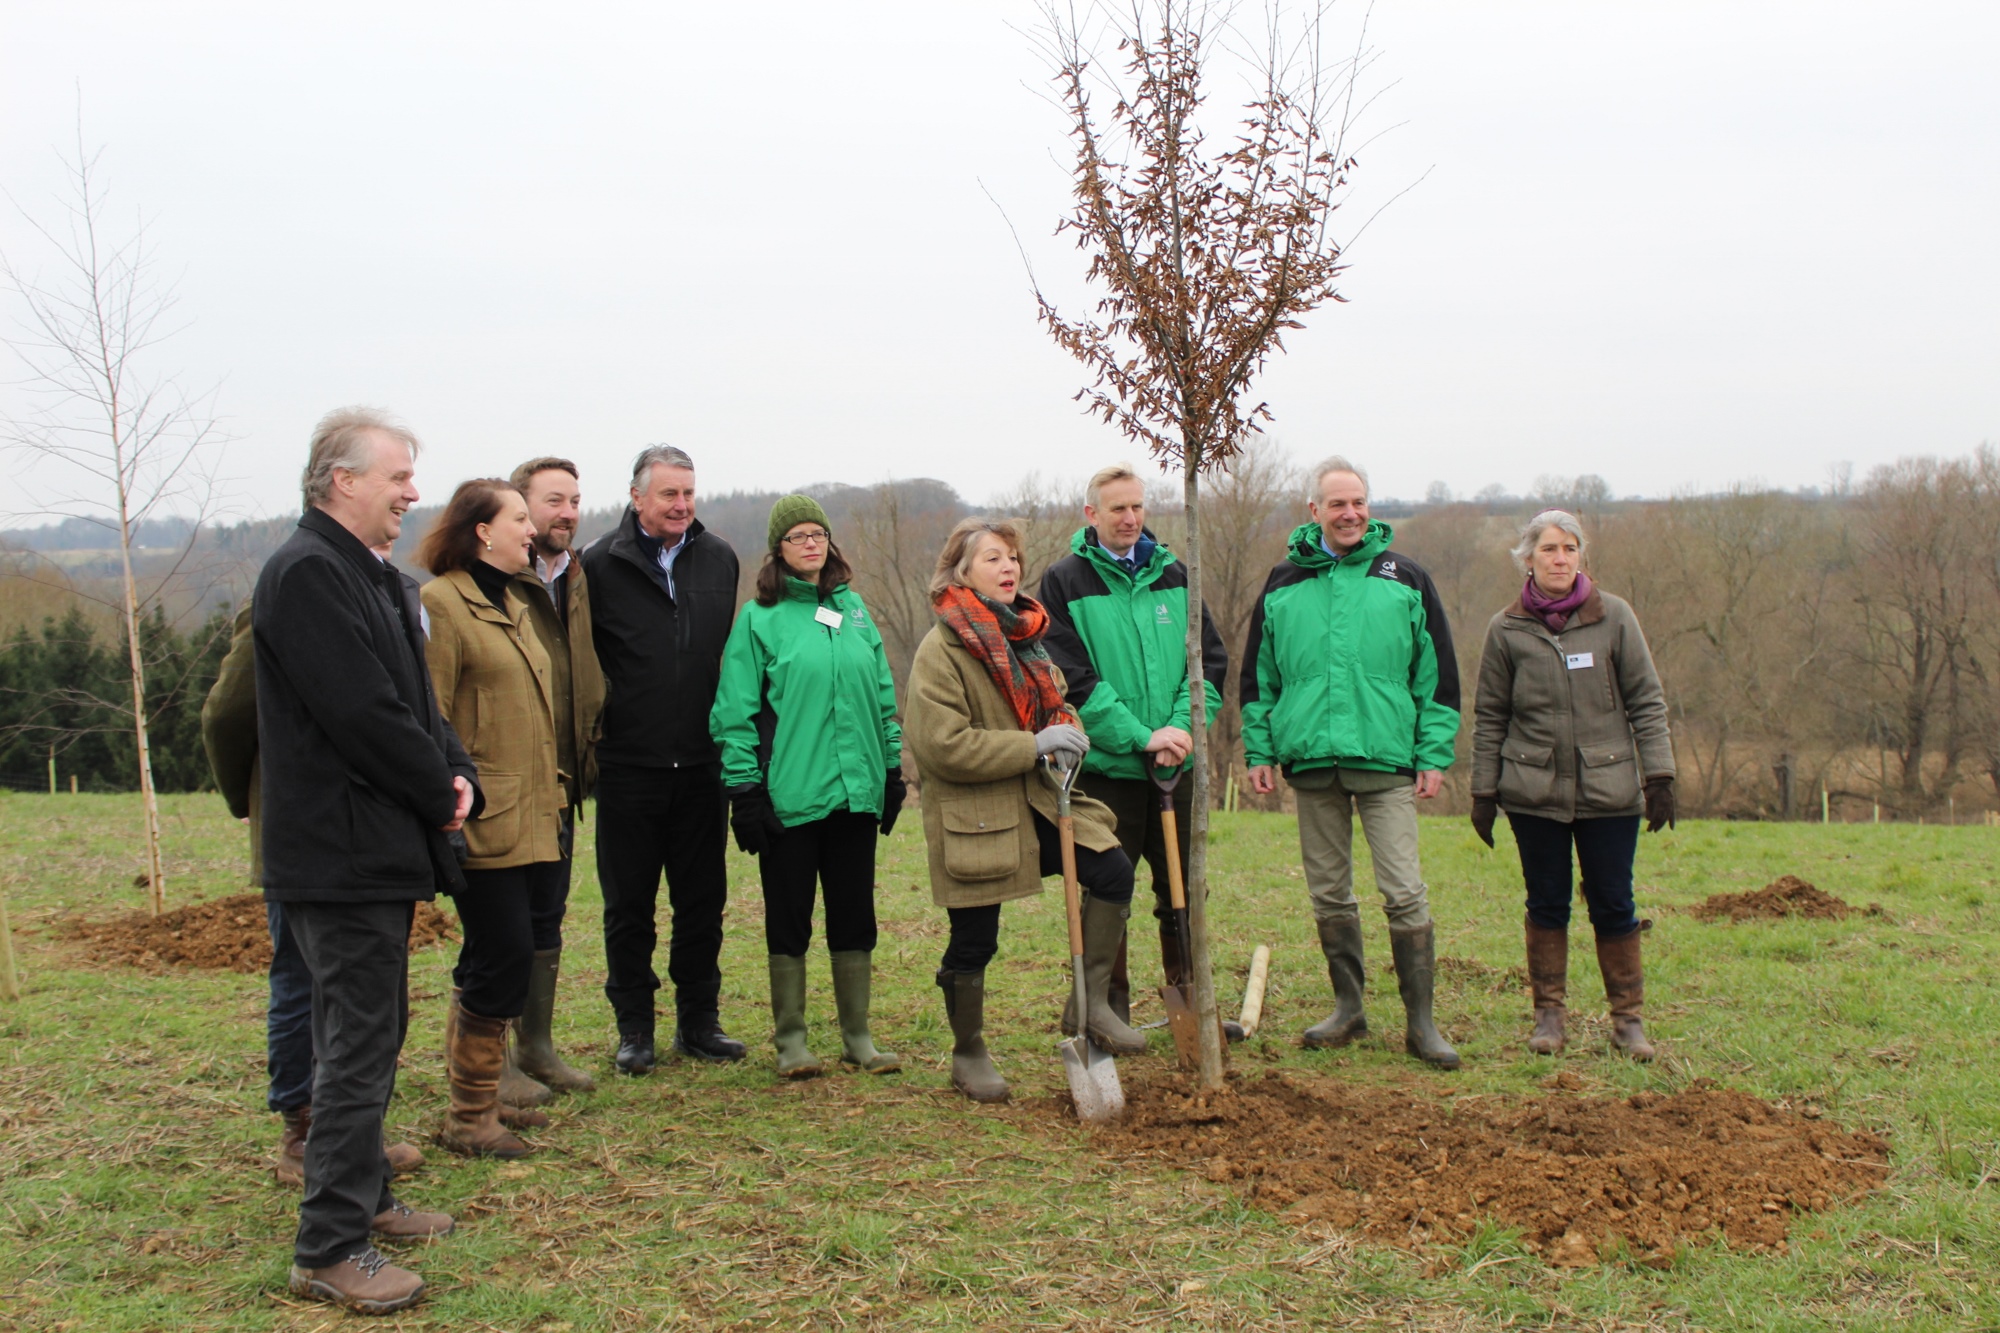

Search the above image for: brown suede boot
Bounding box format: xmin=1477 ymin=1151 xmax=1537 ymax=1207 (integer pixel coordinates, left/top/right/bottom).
xmin=370 ymin=1201 xmax=455 ymax=1238
xmin=289 ymin=1247 xmax=425 ymax=1314
xmin=384 ymin=1139 xmax=424 ymax=1175
xmin=437 ymin=1000 xmax=532 ymax=1158
xmin=1595 ymin=928 xmax=1656 ymax=1061
xmin=1525 ymin=920 xmax=1568 ymax=1055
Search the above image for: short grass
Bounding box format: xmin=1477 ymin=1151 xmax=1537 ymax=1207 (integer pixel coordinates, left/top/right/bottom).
xmin=2 ymin=792 xmax=1996 ymax=1331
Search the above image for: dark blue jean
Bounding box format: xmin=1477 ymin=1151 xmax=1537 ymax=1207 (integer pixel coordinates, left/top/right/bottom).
xmin=1507 ymin=811 xmax=1641 ymax=938
xmin=266 ymin=902 xmax=315 ymax=1113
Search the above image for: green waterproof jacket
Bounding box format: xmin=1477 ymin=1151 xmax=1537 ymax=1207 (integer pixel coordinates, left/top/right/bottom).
xmin=1240 ymin=520 xmax=1461 ymax=775
xmin=710 ymin=577 xmax=902 ymax=827
xmin=1041 ymin=528 xmax=1227 ymax=781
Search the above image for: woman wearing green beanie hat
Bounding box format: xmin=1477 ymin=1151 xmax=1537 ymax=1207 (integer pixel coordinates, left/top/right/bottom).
xmin=709 ymin=496 xmax=907 ymax=1078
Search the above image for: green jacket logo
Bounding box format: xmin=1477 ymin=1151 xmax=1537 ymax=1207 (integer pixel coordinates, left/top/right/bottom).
xmin=1155 ymin=604 xmax=1171 ymax=623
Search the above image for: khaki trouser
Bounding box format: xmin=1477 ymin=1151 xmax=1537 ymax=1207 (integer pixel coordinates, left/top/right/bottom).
xmin=1294 ymin=775 xmax=1431 ymax=930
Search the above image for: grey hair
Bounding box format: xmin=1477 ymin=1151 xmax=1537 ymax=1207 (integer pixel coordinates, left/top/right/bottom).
xmin=1307 ymin=455 xmax=1370 ymax=501
xmin=630 ymin=444 xmax=696 ymax=491
xmin=1510 ymin=509 xmax=1587 ymax=572
xmin=301 ymin=407 xmax=419 ymax=509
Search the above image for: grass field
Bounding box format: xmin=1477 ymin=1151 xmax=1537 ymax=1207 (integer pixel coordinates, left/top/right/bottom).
xmin=2 ymin=792 xmax=1996 ymax=1331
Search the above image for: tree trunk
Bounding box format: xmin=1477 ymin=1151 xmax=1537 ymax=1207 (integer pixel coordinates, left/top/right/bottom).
xmin=115 ymin=491 xmax=166 ymax=916
xmin=1181 ymin=443 xmax=1225 ymax=1089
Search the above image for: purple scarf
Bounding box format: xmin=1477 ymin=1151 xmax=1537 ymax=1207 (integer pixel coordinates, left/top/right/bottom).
xmin=1522 ymin=571 xmax=1592 ymax=633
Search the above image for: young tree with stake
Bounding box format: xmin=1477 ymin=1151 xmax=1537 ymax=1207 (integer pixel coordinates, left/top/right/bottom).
xmin=1030 ymin=0 xmax=1367 ymax=1086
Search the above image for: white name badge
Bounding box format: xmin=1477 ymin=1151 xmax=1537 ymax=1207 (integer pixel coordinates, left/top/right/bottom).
xmin=1566 ymin=652 xmax=1595 ymax=670
xmin=814 ymin=605 xmax=845 ymax=630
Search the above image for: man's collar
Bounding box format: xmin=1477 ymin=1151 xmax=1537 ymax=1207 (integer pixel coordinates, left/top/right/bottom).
xmin=534 ymin=548 xmax=572 ymax=583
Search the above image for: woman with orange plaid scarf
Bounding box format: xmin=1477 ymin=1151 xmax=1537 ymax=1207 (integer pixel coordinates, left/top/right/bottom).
xmin=903 ymin=518 xmax=1142 ymax=1104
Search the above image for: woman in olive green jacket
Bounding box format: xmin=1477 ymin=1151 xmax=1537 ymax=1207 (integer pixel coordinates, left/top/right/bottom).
xmin=905 ymin=518 xmax=1136 ymax=1104
xmin=1469 ymin=510 xmax=1675 ymax=1062
xmin=418 ymin=479 xmax=569 ymax=1159
xmin=711 ymin=495 xmax=903 ymax=1080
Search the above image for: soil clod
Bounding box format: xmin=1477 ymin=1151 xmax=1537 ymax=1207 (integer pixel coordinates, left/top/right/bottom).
xmin=1087 ymin=1071 xmax=1888 ymax=1266
xmin=67 ymin=892 xmax=458 ymax=973
xmin=1691 ymin=874 xmax=1882 ymax=923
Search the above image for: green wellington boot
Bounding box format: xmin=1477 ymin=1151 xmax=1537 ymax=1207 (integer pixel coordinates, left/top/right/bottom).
xmin=1302 ymin=913 xmax=1369 ymax=1048
xmin=514 ymin=949 xmax=596 ymax=1093
xmin=767 ymin=954 xmax=823 ymax=1079
xmin=1389 ymin=922 xmax=1461 ymax=1070
xmin=829 ymin=950 xmax=900 ymax=1073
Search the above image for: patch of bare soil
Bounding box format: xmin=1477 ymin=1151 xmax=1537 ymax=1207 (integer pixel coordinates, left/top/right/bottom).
xmin=1691 ymin=874 xmax=1881 ymax=923
xmin=1086 ymin=1070 xmax=1888 ymax=1267
xmin=66 ymin=892 xmax=458 ymax=973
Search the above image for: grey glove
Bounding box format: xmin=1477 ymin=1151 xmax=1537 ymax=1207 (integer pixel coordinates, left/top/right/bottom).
xmin=1034 ymin=723 xmax=1090 ymax=763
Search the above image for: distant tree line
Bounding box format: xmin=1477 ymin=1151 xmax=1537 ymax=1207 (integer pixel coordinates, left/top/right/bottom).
xmin=0 ymin=604 xmax=230 ymax=793
xmin=6 ymin=446 xmax=1998 ymax=822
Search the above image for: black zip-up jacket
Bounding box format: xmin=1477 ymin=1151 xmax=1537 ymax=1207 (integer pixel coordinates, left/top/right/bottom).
xmin=252 ymin=508 xmax=480 ymax=902
xmin=581 ymin=509 xmax=740 ymax=769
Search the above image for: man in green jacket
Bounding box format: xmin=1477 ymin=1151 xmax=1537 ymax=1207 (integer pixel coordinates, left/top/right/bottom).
xmin=1041 ymin=464 xmax=1228 ymax=1033
xmin=1241 ymin=456 xmax=1463 ymax=1068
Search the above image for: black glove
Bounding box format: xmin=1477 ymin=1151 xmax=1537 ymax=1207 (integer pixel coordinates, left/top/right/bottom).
xmin=880 ymin=767 xmax=907 ymax=837
xmin=729 ymin=785 xmax=785 ymax=856
xmin=1469 ymin=796 xmax=1497 ymax=849
xmin=1644 ymin=776 xmax=1676 ymax=833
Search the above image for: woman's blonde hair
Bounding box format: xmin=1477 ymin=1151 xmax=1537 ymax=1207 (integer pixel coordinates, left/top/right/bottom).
xmin=929 ymin=518 xmax=1024 ymax=596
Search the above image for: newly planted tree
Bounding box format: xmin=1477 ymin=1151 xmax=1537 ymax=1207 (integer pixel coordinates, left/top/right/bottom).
xmin=1031 ymin=0 xmax=1368 ymax=1086
xmin=2 ymin=135 xmax=228 ymax=914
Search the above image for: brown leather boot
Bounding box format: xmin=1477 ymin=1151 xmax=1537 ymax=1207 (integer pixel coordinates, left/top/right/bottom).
xmin=1595 ymin=928 xmax=1656 ymax=1061
xmin=437 ymin=999 xmax=532 ymax=1158
xmin=274 ymin=1107 xmax=309 ymax=1187
xmin=289 ymin=1246 xmax=425 ymax=1314
xmin=1525 ymin=920 xmax=1568 ymax=1055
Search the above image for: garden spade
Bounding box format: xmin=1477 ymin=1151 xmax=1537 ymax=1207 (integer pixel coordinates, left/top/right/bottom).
xmin=1150 ymin=763 xmax=1202 ymax=1068
xmin=1046 ymin=753 xmax=1124 ymax=1123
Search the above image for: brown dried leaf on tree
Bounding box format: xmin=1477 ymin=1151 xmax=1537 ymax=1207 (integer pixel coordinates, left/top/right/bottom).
xmin=1028 ymin=0 xmax=1372 ymax=1086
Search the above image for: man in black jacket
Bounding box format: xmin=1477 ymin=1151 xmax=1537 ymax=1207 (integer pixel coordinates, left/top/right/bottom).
xmin=581 ymin=445 xmax=745 ymax=1070
xmin=256 ymin=407 xmax=479 ymax=1315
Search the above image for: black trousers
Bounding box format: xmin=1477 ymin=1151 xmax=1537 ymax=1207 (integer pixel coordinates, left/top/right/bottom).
xmin=595 ymin=762 xmax=729 ymax=1032
xmin=941 ymin=811 xmax=1133 ymax=972
xmin=1079 ymin=773 xmax=1193 ymax=925
xmin=451 ymin=858 xmax=569 ymax=1018
xmin=759 ymin=810 xmax=879 ymax=957
xmin=283 ymin=899 xmax=411 ymax=1269
xmin=1508 ymin=811 xmax=1642 ymax=937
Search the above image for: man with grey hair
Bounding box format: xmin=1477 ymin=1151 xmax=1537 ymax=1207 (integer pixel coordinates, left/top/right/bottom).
xmin=581 ymin=445 xmax=745 ymax=1070
xmin=1240 ymin=455 xmax=1464 ymax=1069
xmin=255 ymin=407 xmax=479 ymax=1313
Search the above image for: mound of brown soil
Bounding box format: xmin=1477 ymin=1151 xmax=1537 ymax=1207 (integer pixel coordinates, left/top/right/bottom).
xmin=1691 ymin=875 xmax=1879 ymax=923
xmin=67 ymin=893 xmax=459 ymax=973
xmin=1089 ymin=1071 xmax=1887 ymax=1266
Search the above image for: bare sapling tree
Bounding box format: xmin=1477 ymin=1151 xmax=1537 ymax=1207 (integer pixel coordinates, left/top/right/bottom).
xmin=2 ymin=133 xmax=228 ymax=915
xmin=1030 ymin=0 xmax=1370 ymax=1088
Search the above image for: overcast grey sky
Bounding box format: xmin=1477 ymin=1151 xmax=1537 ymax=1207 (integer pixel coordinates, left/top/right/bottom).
xmin=3 ymin=1 xmax=1995 ymax=522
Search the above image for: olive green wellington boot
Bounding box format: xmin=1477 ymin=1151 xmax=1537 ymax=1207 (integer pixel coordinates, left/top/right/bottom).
xmin=514 ymin=949 xmax=596 ymax=1093
xmin=1389 ymin=923 xmax=1461 ymax=1070
xmin=1078 ymin=896 xmax=1147 ymax=1056
xmin=767 ymin=954 xmax=823 ymax=1079
xmin=829 ymin=950 xmax=900 ymax=1073
xmin=1301 ymin=913 xmax=1369 ymax=1048
xmin=936 ymin=968 xmax=1008 ymax=1103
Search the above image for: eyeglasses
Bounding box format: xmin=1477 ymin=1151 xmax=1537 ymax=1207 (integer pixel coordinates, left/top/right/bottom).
xmin=781 ymin=529 xmax=831 ymax=547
